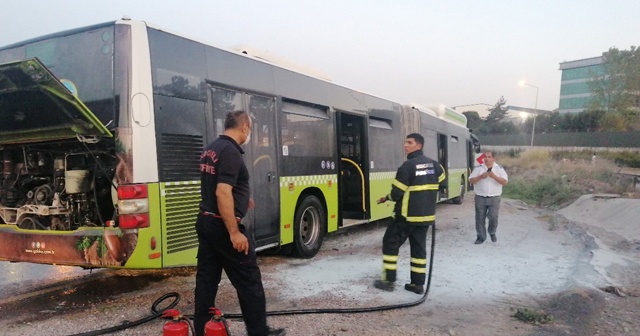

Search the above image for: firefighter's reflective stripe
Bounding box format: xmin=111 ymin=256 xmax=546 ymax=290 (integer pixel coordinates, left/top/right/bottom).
xmin=383 ymin=254 xmax=398 ymax=271
xmin=383 ymin=264 xmax=398 ymax=271
xmin=404 ymin=214 xmax=436 ymax=222
xmin=388 ymin=151 xmax=445 ymax=224
xmin=411 ymin=266 xmax=427 ymax=273
xmin=401 ymin=196 xmax=431 ymax=222
xmin=400 ymin=183 xmax=440 ymax=222
xmin=408 ymin=184 xmax=439 ymax=191
xmin=411 ymin=257 xmax=427 ymax=264
xmin=383 ymin=254 xmax=399 ymax=262
xmin=389 ymin=179 xmax=408 ymax=201
xmin=411 ymin=257 xmax=428 ymax=274
xmin=392 ymin=179 xmax=408 ymax=191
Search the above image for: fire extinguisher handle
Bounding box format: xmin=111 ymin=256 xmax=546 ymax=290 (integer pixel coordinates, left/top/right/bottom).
xmin=208 ymin=307 xmax=223 ymax=317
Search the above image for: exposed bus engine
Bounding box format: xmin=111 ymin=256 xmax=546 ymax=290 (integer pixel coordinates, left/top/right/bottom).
xmin=0 ymin=141 xmax=116 ymax=230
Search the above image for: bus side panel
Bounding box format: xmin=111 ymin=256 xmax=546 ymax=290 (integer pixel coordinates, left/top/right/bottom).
xmin=158 ymin=181 xmax=199 ymax=267
xmin=0 ymin=226 xmax=127 ymax=267
xmin=445 ymin=168 xmax=466 ymax=200
xmin=369 ymin=172 xmax=396 ymax=221
xmin=279 ymin=174 xmax=338 ymax=245
xmin=120 ymin=182 xmax=163 ymax=269
xmin=445 ymin=128 xmax=470 ymax=200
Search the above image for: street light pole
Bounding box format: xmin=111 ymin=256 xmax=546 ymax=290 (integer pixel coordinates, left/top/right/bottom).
xmin=519 ymin=81 xmax=539 ymax=147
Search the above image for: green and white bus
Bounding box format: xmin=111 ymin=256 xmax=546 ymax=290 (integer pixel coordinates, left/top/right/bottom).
xmin=0 ymin=18 xmax=479 ymax=269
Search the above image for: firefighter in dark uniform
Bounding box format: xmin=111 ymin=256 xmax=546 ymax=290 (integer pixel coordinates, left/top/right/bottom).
xmin=194 ymin=111 xmax=285 ymax=336
xmin=374 ymin=133 xmax=446 ymax=294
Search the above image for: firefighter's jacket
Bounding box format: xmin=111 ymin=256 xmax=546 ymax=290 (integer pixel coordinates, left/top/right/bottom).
xmin=387 ymin=150 xmax=446 ymax=225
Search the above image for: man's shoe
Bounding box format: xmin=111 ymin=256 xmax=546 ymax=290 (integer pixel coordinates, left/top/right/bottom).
xmin=373 ymin=279 xmax=395 ymax=292
xmin=490 ymin=234 xmax=497 ymax=242
xmin=474 ymin=238 xmax=485 ymax=244
xmin=267 ymin=327 xmax=286 ymax=336
xmin=404 ymin=283 xmax=424 ymax=294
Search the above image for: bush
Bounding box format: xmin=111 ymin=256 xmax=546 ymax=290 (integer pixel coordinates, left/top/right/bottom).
xmin=549 ymin=149 xmax=593 ymax=162
xmin=512 ymin=308 xmax=555 ymax=325
xmin=548 ymin=150 xmax=640 ymax=168
xmin=506 ymin=148 xmax=523 ymax=158
xmin=501 ymin=152 xmax=636 ymax=208
xmin=504 ymin=174 xmax=579 ymax=209
xmin=500 ymin=149 xmax=552 ymax=170
xmin=609 ymin=151 xmax=640 ymax=168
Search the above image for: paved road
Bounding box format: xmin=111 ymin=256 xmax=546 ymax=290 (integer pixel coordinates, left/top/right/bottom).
xmin=0 ymin=262 xmax=95 ymax=302
xmin=5 ymin=194 xmax=629 ymax=335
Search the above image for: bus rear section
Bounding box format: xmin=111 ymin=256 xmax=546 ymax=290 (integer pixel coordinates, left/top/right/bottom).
xmin=0 ymin=58 xmax=125 ymax=267
xmin=0 ymin=22 xmax=164 ymax=269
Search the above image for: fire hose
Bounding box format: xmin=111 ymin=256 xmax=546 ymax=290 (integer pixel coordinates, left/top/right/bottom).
xmin=67 ymin=223 xmax=436 ymax=336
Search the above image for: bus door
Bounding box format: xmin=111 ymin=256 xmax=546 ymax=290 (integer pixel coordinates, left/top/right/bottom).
xmin=209 ymin=87 xmax=280 ymax=248
xmin=438 ymin=133 xmax=449 ymax=199
xmin=337 ymin=112 xmax=369 ymax=224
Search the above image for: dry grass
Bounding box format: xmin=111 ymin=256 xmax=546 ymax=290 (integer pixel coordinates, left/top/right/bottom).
xmin=499 ymin=149 xmax=552 ymax=170
xmin=498 ymin=149 xmax=637 ymax=209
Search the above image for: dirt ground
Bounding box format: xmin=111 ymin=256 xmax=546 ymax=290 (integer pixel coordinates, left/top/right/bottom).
xmin=2 ymin=193 xmax=640 ymax=335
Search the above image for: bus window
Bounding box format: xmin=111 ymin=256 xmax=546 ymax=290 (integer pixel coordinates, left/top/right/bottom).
xmin=281 ymin=101 xmax=332 ymax=157
xmin=368 ymin=117 xmax=396 ymax=171
xmin=211 ymin=87 xmax=244 ymax=136
xmin=148 ymin=28 xmax=207 ymax=102
xmin=1 ymin=25 xmax=117 ymax=125
xmin=249 ymin=95 xmax=276 ymax=149
xmin=154 ymin=68 xmax=203 ymax=101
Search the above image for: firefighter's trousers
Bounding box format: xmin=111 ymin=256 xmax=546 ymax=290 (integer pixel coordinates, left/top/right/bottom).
xmin=194 ymin=214 xmax=269 ymax=336
xmin=381 ymin=221 xmax=430 ymax=285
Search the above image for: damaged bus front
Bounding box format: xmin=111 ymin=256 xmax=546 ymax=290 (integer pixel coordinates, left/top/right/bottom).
xmin=0 ymin=22 xmax=145 ymax=268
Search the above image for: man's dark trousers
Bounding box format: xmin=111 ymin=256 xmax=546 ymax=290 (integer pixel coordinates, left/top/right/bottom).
xmin=382 ymin=221 xmax=429 ymax=285
xmin=194 ymin=214 xmax=268 ymax=336
xmin=474 ymin=195 xmax=501 ymax=241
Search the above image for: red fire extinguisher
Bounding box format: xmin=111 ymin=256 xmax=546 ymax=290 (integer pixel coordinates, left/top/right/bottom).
xmin=205 ymin=307 xmax=230 ymax=336
xmin=162 ymin=309 xmax=190 ymax=336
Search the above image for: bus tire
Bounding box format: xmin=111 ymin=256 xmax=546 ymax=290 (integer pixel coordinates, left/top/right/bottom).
xmin=292 ymin=195 xmax=326 ymax=258
xmin=452 ymin=178 xmax=465 ymax=205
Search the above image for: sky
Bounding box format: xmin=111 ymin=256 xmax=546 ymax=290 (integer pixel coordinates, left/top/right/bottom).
xmin=1 ymin=0 xmax=638 ymax=112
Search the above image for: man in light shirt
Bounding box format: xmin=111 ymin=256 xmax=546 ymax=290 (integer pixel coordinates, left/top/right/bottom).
xmin=468 ymin=151 xmax=508 ymax=244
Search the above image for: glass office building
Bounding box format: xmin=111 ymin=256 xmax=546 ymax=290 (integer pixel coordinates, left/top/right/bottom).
xmin=558 ymin=56 xmax=605 ymax=113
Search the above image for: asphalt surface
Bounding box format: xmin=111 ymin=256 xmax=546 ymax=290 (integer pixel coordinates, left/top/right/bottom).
xmin=3 ymin=193 xmax=638 ymax=335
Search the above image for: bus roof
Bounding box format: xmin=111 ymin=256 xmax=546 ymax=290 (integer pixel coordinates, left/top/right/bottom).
xmin=1 ymin=18 xmax=468 ymax=132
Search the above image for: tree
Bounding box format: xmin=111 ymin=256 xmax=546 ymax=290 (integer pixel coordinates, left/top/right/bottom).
xmin=475 ymin=97 xmax=513 ymax=135
xmin=462 ymin=111 xmax=483 ymax=132
xmin=588 ymin=46 xmax=640 ymax=131
xmin=577 ymin=109 xmax=606 ymax=132
xmin=487 ymin=121 xmax=518 ymax=134
xmin=485 ymin=96 xmax=509 ymax=123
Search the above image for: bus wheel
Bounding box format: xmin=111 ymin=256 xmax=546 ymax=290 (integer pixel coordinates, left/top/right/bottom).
xmin=452 ymin=178 xmax=465 ymax=205
xmin=292 ymin=195 xmax=326 ymax=258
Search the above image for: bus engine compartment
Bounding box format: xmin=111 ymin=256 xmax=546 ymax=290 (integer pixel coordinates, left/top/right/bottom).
xmin=0 ymin=142 xmax=116 ymax=230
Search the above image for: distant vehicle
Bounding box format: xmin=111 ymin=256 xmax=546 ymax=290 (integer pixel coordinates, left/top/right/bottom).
xmin=0 ymin=18 xmax=480 ymax=269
